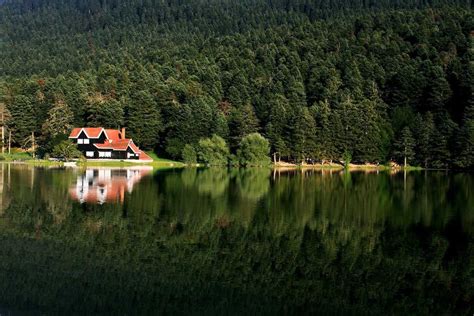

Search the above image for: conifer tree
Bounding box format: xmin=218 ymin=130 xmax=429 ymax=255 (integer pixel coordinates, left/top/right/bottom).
xmin=455 ymin=98 xmax=474 ymax=168
xmin=415 ymin=112 xmax=435 ymax=168
xmin=393 ymin=126 xmax=416 ymax=168
xmin=127 ymin=90 xmax=162 ymax=150
xmin=6 ymin=95 xmax=36 ymax=147
xmin=228 ymin=104 xmax=259 ymax=151
xmin=42 ymin=100 xmax=74 ymax=138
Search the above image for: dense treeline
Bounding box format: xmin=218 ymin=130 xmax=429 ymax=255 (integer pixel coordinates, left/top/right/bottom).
xmin=0 ymin=0 xmax=473 ymax=168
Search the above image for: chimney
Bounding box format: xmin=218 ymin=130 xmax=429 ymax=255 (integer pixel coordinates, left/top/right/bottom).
xmin=121 ymin=127 xmax=126 ymax=139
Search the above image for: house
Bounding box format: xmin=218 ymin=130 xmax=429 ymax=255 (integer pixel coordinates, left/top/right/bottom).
xmin=68 ymin=127 xmax=152 ymax=161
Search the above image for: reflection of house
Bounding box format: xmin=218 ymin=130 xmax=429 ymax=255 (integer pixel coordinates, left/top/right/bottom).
xmin=68 ymin=127 xmax=152 ymax=161
xmin=69 ymin=167 xmax=152 ymax=204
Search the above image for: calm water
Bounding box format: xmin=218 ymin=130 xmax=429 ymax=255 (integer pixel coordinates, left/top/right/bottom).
xmin=0 ymin=164 xmax=472 ymax=315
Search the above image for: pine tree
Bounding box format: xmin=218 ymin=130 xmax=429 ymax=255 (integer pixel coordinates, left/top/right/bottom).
xmin=290 ymin=106 xmax=317 ymax=162
xmin=85 ymin=95 xmax=124 ymax=128
xmin=42 ymin=100 xmax=74 ymax=138
xmin=455 ymin=97 xmax=474 ymax=168
xmin=415 ymin=112 xmax=435 ymax=168
xmin=266 ymin=94 xmax=290 ymax=162
xmin=393 ymin=126 xmax=416 ymax=167
xmin=312 ymin=100 xmax=337 ymax=162
xmin=228 ymin=104 xmax=259 ymax=152
xmin=127 ymin=90 xmax=162 ymax=150
xmin=6 ymin=95 xmax=36 ymax=147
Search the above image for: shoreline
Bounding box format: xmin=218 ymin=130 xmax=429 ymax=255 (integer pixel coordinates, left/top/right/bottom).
xmin=0 ymin=160 xmax=424 ymax=171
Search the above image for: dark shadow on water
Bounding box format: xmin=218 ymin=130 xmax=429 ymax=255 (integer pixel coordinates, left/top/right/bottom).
xmin=0 ymin=165 xmax=472 ymax=314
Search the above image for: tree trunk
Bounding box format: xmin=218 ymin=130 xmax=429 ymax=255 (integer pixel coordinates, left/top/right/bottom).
xmin=404 ymin=155 xmax=407 ymax=169
xmin=1 ymin=112 xmax=3 ymax=155
xmin=8 ymin=130 xmax=11 ymax=155
xmin=31 ymin=132 xmax=35 ymax=159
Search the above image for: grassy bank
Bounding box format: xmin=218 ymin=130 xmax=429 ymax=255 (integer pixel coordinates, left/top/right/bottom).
xmin=78 ymin=151 xmax=184 ymax=168
xmin=0 ymin=151 xmax=33 ymax=161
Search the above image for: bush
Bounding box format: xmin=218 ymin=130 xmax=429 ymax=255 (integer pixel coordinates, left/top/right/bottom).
xmin=237 ymin=133 xmax=271 ymax=166
xmin=182 ymin=144 xmax=197 ymax=164
xmin=52 ymin=140 xmax=83 ymax=161
xmin=197 ymin=135 xmax=229 ymax=166
xmin=342 ymin=151 xmax=352 ymax=169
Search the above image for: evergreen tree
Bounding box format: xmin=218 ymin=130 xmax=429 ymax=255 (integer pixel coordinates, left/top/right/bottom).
xmin=455 ymin=98 xmax=474 ymax=168
xmin=415 ymin=112 xmax=435 ymax=168
xmin=6 ymin=95 xmax=36 ymax=147
xmin=392 ymin=127 xmax=416 ymax=167
xmin=42 ymin=100 xmax=74 ymax=138
xmin=228 ymin=104 xmax=259 ymax=151
xmin=127 ymin=91 xmax=162 ymax=150
xmin=266 ymin=94 xmax=290 ymax=162
xmin=85 ymin=96 xmax=124 ymax=128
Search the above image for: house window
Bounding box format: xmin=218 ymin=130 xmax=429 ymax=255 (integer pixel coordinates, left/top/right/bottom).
xmin=86 ymin=151 xmax=94 ymax=158
xmin=77 ymin=139 xmax=84 ymax=144
xmin=99 ymin=151 xmax=112 ymax=158
xmin=83 ymin=139 xmax=90 ymax=144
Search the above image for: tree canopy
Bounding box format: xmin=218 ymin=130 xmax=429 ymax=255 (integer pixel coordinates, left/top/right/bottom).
xmin=0 ymin=0 xmax=472 ymax=167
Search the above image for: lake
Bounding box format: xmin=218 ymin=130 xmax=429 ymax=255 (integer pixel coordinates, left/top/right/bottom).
xmin=0 ymin=164 xmax=472 ymax=314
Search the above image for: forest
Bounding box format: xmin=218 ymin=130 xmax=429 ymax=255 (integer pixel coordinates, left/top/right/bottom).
xmin=0 ymin=0 xmax=473 ymax=168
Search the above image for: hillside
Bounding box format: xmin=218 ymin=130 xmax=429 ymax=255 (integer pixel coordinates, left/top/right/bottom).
xmin=0 ymin=0 xmax=473 ymax=167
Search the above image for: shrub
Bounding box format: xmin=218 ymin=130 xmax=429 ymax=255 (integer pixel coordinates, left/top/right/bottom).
xmin=182 ymin=144 xmax=197 ymax=164
xmin=52 ymin=140 xmax=82 ymax=161
xmin=342 ymin=151 xmax=352 ymax=169
xmin=237 ymin=133 xmax=271 ymax=166
xmin=197 ymin=135 xmax=229 ymax=166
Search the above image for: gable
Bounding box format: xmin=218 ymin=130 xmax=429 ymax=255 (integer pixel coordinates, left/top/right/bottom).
xmin=69 ymin=127 xmax=105 ymax=139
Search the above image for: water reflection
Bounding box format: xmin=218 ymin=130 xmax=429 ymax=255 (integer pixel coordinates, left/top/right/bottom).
xmin=0 ymin=164 xmax=472 ymax=314
xmin=69 ymin=167 xmax=153 ymax=204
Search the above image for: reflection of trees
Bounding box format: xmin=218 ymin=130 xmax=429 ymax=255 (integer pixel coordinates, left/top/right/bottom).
xmin=233 ymin=168 xmax=271 ymax=201
xmin=0 ymin=166 xmax=472 ymax=314
xmin=196 ymin=168 xmax=230 ymax=198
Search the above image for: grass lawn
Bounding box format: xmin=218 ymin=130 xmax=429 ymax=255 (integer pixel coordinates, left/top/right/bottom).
xmin=78 ymin=151 xmax=184 ymax=168
xmin=145 ymin=151 xmax=181 ymax=163
xmin=0 ymin=151 xmax=34 ymax=161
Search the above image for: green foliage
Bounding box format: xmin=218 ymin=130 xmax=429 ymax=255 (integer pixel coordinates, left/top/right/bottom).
xmin=342 ymin=151 xmax=352 ymax=169
xmin=85 ymin=96 xmax=124 ymax=128
xmin=52 ymin=140 xmax=82 ymax=161
xmin=237 ymin=133 xmax=271 ymax=166
xmin=393 ymin=127 xmax=416 ymax=167
xmin=42 ymin=100 xmax=74 ymax=138
xmin=126 ymin=90 xmax=162 ymax=150
xmin=5 ymin=95 xmax=36 ymax=147
xmin=197 ymin=135 xmax=229 ymax=165
xmin=182 ymin=144 xmax=197 ymax=164
xmin=0 ymin=1 xmax=472 ymax=168
xmin=455 ymin=100 xmax=474 ymax=169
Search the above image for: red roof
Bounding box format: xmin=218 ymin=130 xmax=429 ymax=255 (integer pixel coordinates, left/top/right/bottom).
xmin=128 ymin=141 xmax=140 ymax=154
xmin=94 ymin=139 xmax=131 ymax=151
xmin=105 ymin=129 xmax=122 ymax=141
xmin=69 ymin=127 xmax=104 ymax=138
xmin=139 ymin=151 xmax=153 ymax=161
